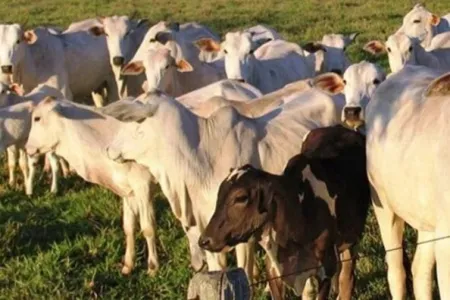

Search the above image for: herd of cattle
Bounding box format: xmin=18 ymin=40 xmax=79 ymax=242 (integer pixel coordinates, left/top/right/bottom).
xmin=0 ymin=2 xmax=450 ymax=299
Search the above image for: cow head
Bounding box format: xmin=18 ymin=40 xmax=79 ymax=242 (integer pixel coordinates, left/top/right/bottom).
xmin=364 ymin=33 xmax=422 ymax=73
xmin=121 ymin=46 xmax=193 ymax=92
xmin=313 ymin=61 xmax=386 ymax=129
xmin=195 ymin=31 xmax=259 ymax=83
xmin=89 ymin=16 xmax=148 ymax=74
xmin=199 ymin=165 xmax=276 ymax=252
xmin=397 ymin=3 xmax=441 ymax=47
xmin=0 ymin=24 xmax=37 ymax=75
xmin=304 ymin=33 xmax=358 ymax=75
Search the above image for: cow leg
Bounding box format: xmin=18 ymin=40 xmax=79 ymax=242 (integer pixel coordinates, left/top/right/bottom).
xmin=337 ymin=247 xmax=356 ymax=300
xmin=205 ymin=251 xmax=226 ymax=271
xmin=236 ymin=242 xmax=255 ymax=282
xmin=411 ymin=230 xmax=435 ymax=300
xmin=25 ymin=154 xmax=39 ymax=196
xmin=7 ymin=146 xmax=18 ymax=187
xmin=122 ymin=197 xmax=137 ymax=275
xmin=18 ymin=149 xmax=29 ymax=184
xmin=435 ymin=215 xmax=450 ymax=299
xmin=136 ymin=183 xmax=159 ymax=276
xmin=184 ymin=226 xmax=207 ymax=271
xmin=91 ymin=91 xmax=105 ymax=108
xmin=302 ymin=277 xmax=317 ymax=299
xmin=372 ymin=195 xmax=406 ymax=300
xmin=317 ymin=277 xmax=332 ymax=300
xmin=47 ymin=152 xmax=60 ymax=194
xmin=265 ymin=256 xmax=285 ymax=300
xmin=59 ymin=157 xmax=70 ymax=178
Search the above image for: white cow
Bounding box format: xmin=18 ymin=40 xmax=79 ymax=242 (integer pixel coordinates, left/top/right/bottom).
xmin=102 ymin=88 xmax=340 ymax=283
xmin=0 ymin=24 xmax=116 ymax=107
xmin=364 ymin=32 xmax=450 ymax=73
xmin=365 ymin=66 xmax=450 ymax=299
xmin=397 ymin=3 xmax=450 ymax=48
xmin=122 ymin=45 xmax=224 ymax=97
xmin=0 ymin=84 xmax=65 ymax=195
xmin=196 ymin=31 xmax=315 ymax=94
xmin=24 ymin=98 xmax=159 ymax=276
xmin=313 ymin=61 xmax=386 ymax=129
xmin=303 ymin=33 xmax=359 ymax=75
xmin=88 ymin=16 xmax=149 ymax=98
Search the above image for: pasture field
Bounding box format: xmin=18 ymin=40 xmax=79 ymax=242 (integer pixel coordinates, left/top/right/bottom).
xmin=0 ymin=0 xmax=448 ymax=299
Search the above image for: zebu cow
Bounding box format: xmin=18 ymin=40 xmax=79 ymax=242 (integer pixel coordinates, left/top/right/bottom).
xmin=364 ymin=32 xmax=450 ymax=73
xmin=365 ymin=66 xmax=450 ymax=300
xmin=199 ymin=125 xmax=370 ymax=300
xmin=0 ymin=24 xmax=116 ymax=107
xmin=102 ymin=88 xmax=340 ymax=280
xmin=396 ymin=3 xmax=450 ymax=48
xmin=196 ymin=31 xmax=315 ymax=94
xmin=88 ymin=16 xmax=149 ymax=98
xmin=303 ymin=33 xmax=359 ymax=75
xmin=25 ymin=98 xmax=159 ymax=276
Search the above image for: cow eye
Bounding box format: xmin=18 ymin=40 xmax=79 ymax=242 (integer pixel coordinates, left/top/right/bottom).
xmin=224 ymin=49 xmax=228 ymax=54
xmin=234 ymin=195 xmax=248 ymax=204
xmin=373 ymin=78 xmax=381 ymax=85
xmin=343 ymin=79 xmax=347 ymax=85
xmin=413 ymin=19 xmax=421 ymax=24
xmin=408 ymin=46 xmax=413 ymax=52
xmin=16 ymin=39 xmax=21 ymax=44
xmin=387 ymin=47 xmax=392 ymax=53
xmin=150 ymin=38 xmax=156 ymax=43
xmin=34 ymin=116 xmax=41 ymax=122
xmin=249 ymin=49 xmax=254 ymax=55
xmin=164 ymin=65 xmax=170 ymax=70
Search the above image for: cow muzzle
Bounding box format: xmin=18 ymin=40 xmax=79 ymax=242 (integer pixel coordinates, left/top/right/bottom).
xmin=343 ymin=106 xmax=364 ymax=129
xmin=1 ymin=65 xmax=12 ymax=74
xmin=112 ymin=56 xmax=125 ymax=67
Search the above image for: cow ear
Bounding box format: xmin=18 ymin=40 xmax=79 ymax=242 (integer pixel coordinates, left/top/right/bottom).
xmin=194 ymin=38 xmax=221 ymax=53
xmin=363 ymin=40 xmax=386 ymax=55
xmin=424 ymin=73 xmax=450 ymax=97
xmin=89 ymin=26 xmax=105 ymax=37
xmin=23 ymin=30 xmax=38 ymax=44
xmin=313 ymin=72 xmax=345 ymax=95
xmin=303 ymin=42 xmax=326 ymax=53
xmin=176 ymin=59 xmax=193 ymax=72
xmin=430 ymin=14 xmax=440 ymax=26
xmin=9 ymin=83 xmax=24 ymax=96
xmin=121 ymin=61 xmax=145 ymax=76
xmin=346 ymin=32 xmax=359 ymax=44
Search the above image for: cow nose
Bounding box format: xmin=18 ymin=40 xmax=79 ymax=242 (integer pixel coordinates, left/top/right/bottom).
xmin=1 ymin=65 xmax=12 ymax=74
xmin=198 ymin=236 xmax=212 ymax=250
xmin=112 ymin=56 xmax=125 ymax=67
xmin=234 ymin=79 xmax=245 ymax=83
xmin=331 ymin=69 xmax=342 ymax=76
xmin=344 ymin=107 xmax=362 ymax=119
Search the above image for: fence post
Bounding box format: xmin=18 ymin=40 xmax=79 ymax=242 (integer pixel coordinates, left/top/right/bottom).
xmin=187 ymin=268 xmax=250 ymax=300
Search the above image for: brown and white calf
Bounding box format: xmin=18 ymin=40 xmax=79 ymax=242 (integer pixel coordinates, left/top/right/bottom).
xmin=199 ymin=125 xmax=370 ymax=299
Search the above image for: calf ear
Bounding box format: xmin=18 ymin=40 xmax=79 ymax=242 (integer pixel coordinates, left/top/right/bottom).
xmin=89 ymin=26 xmax=105 ymax=36
xmin=313 ymin=73 xmax=345 ymax=95
xmin=425 ymin=73 xmax=450 ymax=97
xmin=363 ymin=40 xmax=386 ymax=55
xmin=23 ymin=30 xmax=38 ymax=44
xmin=121 ymin=61 xmax=145 ymax=76
xmin=347 ymin=32 xmax=359 ymax=44
xmin=176 ymin=59 xmax=193 ymax=72
xmin=194 ymin=38 xmax=221 ymax=53
xmin=303 ymin=42 xmax=326 ymax=53
xmin=9 ymin=83 xmax=24 ymax=96
xmin=430 ymin=14 xmax=441 ymax=26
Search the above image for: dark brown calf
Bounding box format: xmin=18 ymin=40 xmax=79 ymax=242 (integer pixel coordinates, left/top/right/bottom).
xmin=199 ymin=125 xmax=370 ymax=299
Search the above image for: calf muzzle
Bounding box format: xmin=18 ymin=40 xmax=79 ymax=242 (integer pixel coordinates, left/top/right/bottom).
xmin=112 ymin=56 xmax=125 ymax=67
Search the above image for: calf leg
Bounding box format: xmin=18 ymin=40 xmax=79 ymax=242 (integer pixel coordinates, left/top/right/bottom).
xmin=337 ymin=247 xmax=356 ymax=300
xmin=411 ymin=230 xmax=435 ymax=300
xmin=205 ymin=251 xmax=226 ymax=271
xmin=47 ymin=152 xmax=60 ymax=194
xmin=7 ymin=146 xmax=18 ymax=187
xmin=18 ymin=149 xmax=29 ymax=184
xmin=59 ymin=157 xmax=70 ymax=178
xmin=435 ymin=213 xmax=450 ymax=299
xmin=91 ymin=91 xmax=105 ymax=108
xmin=265 ymin=256 xmax=285 ymax=300
xmin=372 ymin=192 xmax=406 ymax=300
xmin=25 ymin=154 xmax=39 ymax=196
xmin=122 ymin=197 xmax=137 ymax=275
xmin=236 ymin=242 xmax=255 ymax=283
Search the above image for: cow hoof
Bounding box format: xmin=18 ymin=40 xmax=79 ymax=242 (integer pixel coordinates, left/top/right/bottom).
xmin=147 ymin=268 xmax=158 ymax=277
xmin=121 ymin=265 xmax=132 ymax=275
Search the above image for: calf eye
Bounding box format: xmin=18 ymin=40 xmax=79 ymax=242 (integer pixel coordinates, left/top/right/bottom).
xmin=413 ymin=19 xmax=421 ymax=24
xmin=373 ymin=78 xmax=381 ymax=85
xmin=150 ymin=38 xmax=156 ymax=43
xmin=164 ymin=65 xmax=170 ymax=70
xmin=408 ymin=46 xmax=413 ymax=52
xmin=224 ymin=49 xmax=228 ymax=54
xmin=234 ymin=195 xmax=248 ymax=204
xmin=249 ymin=49 xmax=254 ymax=55
xmin=343 ymin=79 xmax=347 ymax=85
xmin=16 ymin=39 xmax=21 ymax=44
xmin=34 ymin=116 xmax=41 ymax=122
xmin=387 ymin=47 xmax=392 ymax=53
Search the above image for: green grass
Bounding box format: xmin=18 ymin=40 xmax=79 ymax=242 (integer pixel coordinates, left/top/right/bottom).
xmin=0 ymin=0 xmax=448 ymax=298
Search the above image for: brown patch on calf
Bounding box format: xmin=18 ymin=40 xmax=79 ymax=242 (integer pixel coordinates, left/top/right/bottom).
xmin=89 ymin=26 xmax=105 ymax=37
xmin=313 ymin=73 xmax=345 ymax=95
xmin=430 ymin=14 xmax=441 ymax=26
xmin=425 ymin=73 xmax=450 ymax=97
xmin=23 ymin=30 xmax=38 ymax=44
xmin=363 ymin=40 xmax=386 ymax=55
xmin=194 ymin=38 xmax=221 ymax=52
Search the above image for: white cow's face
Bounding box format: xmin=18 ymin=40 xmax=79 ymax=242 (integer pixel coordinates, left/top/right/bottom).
xmin=399 ymin=4 xmax=440 ymax=45
xmin=26 ymin=98 xmax=63 ymax=157
xmin=107 ymin=120 xmax=147 ymax=163
xmin=313 ymin=61 xmax=386 ymax=129
xmin=0 ymin=24 xmax=35 ymax=75
xmin=385 ymin=34 xmax=417 ymax=73
xmin=222 ymin=32 xmax=257 ymax=83
xmin=320 ymin=33 xmax=357 ymax=74
xmin=121 ymin=46 xmax=193 ymax=92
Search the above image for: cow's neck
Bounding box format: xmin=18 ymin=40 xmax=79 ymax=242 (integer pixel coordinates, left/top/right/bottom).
xmin=415 ymin=45 xmax=439 ymax=69
xmin=15 ymin=47 xmax=38 ymax=93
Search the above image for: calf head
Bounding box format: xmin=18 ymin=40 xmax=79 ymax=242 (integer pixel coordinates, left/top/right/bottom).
xmin=364 ymin=33 xmax=421 ymax=73
xmin=121 ymin=46 xmax=193 ymax=92
xmin=199 ymin=165 xmax=277 ymax=252
xmin=304 ymin=33 xmax=358 ymax=75
xmin=313 ymin=61 xmax=385 ymax=129
xmin=0 ymin=24 xmax=37 ymax=75
xmin=398 ymin=3 xmax=441 ymax=47
xmin=89 ymin=16 xmax=148 ymax=72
